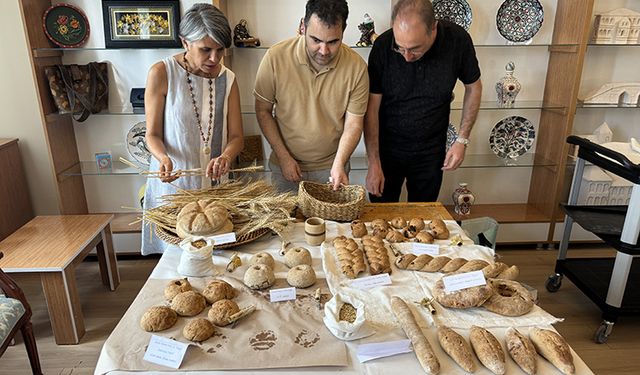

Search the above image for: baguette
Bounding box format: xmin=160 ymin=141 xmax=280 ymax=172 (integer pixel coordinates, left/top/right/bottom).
xmin=469 ymin=326 xmax=505 ymax=375
xmin=390 ymin=296 xmax=440 ymax=374
xmin=437 ymin=325 xmax=476 ymax=373
xmin=505 ymin=327 xmax=537 ymax=375
xmin=529 ymin=327 xmax=574 ymax=375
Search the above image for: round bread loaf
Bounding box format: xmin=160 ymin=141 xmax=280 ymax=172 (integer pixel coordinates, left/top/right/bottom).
xmin=170 ymin=290 xmax=207 ymax=316
xmin=140 ymin=306 xmax=178 ymax=332
xmin=250 ymin=252 xmax=275 ymax=269
xmin=176 ymin=199 xmax=233 ymax=238
xmin=183 ymin=318 xmax=215 ymax=342
xmin=287 ymin=264 xmax=316 ymax=288
xmin=202 ymin=279 xmax=235 ymax=304
xmin=164 ymin=278 xmax=192 ymax=301
xmin=482 ymin=279 xmax=534 ymax=316
xmin=284 ymin=247 xmax=312 ymax=268
xmin=243 ymin=264 xmax=275 ymax=290
xmin=208 ymin=299 xmax=240 ymax=326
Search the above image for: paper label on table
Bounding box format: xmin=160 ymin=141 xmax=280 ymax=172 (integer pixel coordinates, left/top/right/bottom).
xmin=443 ymin=270 xmax=486 ymax=293
xmin=210 ymin=232 xmax=236 ymax=245
xmin=356 ymin=339 xmax=413 ymax=363
xmin=412 ymin=243 xmax=440 ymax=256
xmin=143 ymin=334 xmax=189 ymax=369
xmin=270 ymin=287 xmax=297 ymax=302
xmin=351 ymin=273 xmax=392 ymax=290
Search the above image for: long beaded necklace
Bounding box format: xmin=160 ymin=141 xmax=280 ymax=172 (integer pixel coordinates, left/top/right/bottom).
xmin=183 ymin=52 xmax=214 ymax=155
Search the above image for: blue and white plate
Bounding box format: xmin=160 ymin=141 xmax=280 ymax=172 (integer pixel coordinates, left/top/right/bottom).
xmin=446 ymin=123 xmax=458 ymax=151
xmin=126 ymin=121 xmax=151 ymax=166
xmin=433 ymin=0 xmax=473 ymax=31
xmin=489 ymin=116 xmax=535 ymax=159
xmin=496 ymin=0 xmax=544 ymax=43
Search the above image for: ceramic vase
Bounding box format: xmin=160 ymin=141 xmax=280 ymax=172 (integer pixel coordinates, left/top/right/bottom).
xmin=452 ymin=182 xmax=475 ymax=216
xmin=496 ymin=61 xmax=521 ymax=108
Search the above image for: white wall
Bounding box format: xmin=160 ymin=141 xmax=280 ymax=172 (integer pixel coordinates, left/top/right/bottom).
xmin=0 ymin=0 xmax=58 ymax=215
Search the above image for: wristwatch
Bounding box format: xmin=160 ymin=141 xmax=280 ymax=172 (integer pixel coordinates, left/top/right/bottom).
xmin=455 ymin=137 xmax=470 ymax=146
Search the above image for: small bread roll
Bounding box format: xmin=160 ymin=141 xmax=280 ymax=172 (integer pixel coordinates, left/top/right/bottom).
xmin=250 ymin=252 xmax=275 ymax=269
xmin=390 ymin=216 xmax=407 ymax=229
xmin=202 ymin=279 xmax=235 ymax=304
xmin=284 ymin=247 xmax=312 ymax=268
xmin=415 ymin=231 xmax=434 ymax=244
xmin=183 ymin=318 xmax=215 ymax=342
xmin=470 ymin=326 xmax=505 ymax=375
xmin=402 ymin=226 xmax=418 ymax=239
xmin=386 ymin=230 xmax=405 ymax=243
xmin=530 ymin=328 xmax=575 ymax=375
xmin=243 ymin=264 xmax=275 ymax=290
xmin=505 ymin=327 xmax=537 ymax=375
xmin=287 ymin=264 xmax=316 ymax=288
xmin=208 ymin=299 xmax=240 ymax=326
xmin=372 ymin=227 xmax=389 ymax=239
xmin=409 ymin=217 xmax=426 ymax=231
xmin=170 ymin=291 xmax=206 ymax=317
xmin=371 ymin=218 xmax=389 ymax=230
xmin=350 ymin=220 xmax=368 ymax=238
xmin=164 ymin=278 xmax=192 ymax=301
xmin=437 ymin=326 xmax=476 ymax=373
xmin=140 ymin=306 xmax=177 ymax=332
xmin=429 ymin=219 xmax=450 ymax=239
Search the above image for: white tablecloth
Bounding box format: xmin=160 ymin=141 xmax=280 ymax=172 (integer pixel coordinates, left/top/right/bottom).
xmin=95 ymin=220 xmax=593 ymax=375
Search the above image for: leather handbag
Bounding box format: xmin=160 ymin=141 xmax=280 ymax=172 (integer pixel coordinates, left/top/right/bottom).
xmin=44 ymin=62 xmax=109 ymax=122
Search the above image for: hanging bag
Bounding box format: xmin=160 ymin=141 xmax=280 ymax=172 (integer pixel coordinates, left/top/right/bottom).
xmin=44 ymin=62 xmax=109 ymax=122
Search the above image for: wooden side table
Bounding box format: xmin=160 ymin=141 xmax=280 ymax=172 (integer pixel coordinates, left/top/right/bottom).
xmin=0 ymin=215 xmax=119 ymax=344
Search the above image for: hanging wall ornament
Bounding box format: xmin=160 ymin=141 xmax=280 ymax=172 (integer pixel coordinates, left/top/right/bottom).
xmin=432 ymin=0 xmax=473 ymax=31
xmin=495 ymin=61 xmax=521 ymax=108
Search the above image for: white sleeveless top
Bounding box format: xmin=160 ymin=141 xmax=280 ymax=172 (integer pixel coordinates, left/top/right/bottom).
xmin=142 ymin=56 xmax=235 ymax=255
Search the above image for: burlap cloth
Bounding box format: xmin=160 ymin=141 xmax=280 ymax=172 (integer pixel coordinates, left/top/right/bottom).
xmin=99 ymin=276 xmax=346 ymax=372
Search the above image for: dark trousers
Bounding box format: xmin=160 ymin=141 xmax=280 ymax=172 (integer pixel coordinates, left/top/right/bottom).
xmin=369 ymin=152 xmax=445 ymax=203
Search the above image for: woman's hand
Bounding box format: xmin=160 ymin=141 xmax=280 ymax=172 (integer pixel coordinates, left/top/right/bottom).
xmin=207 ymin=154 xmax=231 ymax=180
xmin=159 ymin=156 xmax=178 ymax=182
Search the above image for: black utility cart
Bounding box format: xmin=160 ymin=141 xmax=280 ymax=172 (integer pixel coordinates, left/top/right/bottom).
xmin=546 ymin=135 xmax=640 ymax=343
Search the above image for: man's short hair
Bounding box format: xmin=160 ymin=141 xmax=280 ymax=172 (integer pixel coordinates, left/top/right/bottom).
xmin=392 ymin=0 xmax=436 ymax=32
xmin=304 ymin=0 xmax=349 ymax=30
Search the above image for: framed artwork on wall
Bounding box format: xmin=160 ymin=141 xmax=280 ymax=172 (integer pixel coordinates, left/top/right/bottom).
xmin=102 ymin=0 xmax=181 ymax=48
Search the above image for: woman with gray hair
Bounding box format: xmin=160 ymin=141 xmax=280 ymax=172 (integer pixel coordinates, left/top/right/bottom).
xmin=142 ymin=3 xmax=244 ymax=255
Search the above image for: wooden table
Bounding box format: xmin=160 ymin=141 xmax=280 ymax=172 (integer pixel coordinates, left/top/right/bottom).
xmin=0 ymin=215 xmax=119 ymax=344
xmin=359 ymin=202 xmax=453 ymax=222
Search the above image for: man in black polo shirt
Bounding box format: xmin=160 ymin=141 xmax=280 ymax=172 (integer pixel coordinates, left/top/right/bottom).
xmin=364 ymin=0 xmax=482 ymax=202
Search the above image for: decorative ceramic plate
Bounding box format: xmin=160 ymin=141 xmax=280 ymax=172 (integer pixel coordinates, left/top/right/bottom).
xmin=127 ymin=122 xmax=152 ymax=166
xmin=496 ymin=0 xmax=544 ymax=43
xmin=433 ymin=0 xmax=473 ymax=31
xmin=489 ymin=116 xmax=535 ymax=159
xmin=446 ymin=123 xmax=458 ymax=151
xmin=42 ymin=3 xmax=90 ymax=48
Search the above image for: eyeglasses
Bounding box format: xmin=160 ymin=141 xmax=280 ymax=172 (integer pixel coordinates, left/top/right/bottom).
xmin=392 ymin=39 xmax=427 ymax=57
xmin=392 ymin=41 xmax=426 ymax=56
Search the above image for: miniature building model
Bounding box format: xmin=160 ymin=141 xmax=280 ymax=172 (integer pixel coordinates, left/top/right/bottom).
xmin=581 ymin=82 xmax=640 ymax=105
xmin=592 ymin=8 xmax=640 ymax=44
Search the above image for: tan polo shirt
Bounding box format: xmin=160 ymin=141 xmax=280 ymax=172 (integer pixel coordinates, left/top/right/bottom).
xmin=254 ymin=36 xmax=369 ymax=171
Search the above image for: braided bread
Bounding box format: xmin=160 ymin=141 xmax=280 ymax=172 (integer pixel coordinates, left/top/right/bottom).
xmin=333 ymin=236 xmax=366 ymax=279
xmin=361 ymin=235 xmax=392 ymax=275
xmin=395 ymin=254 xmax=519 ymax=280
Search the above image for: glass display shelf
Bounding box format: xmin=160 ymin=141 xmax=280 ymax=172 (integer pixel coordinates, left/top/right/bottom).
xmin=576 ymin=102 xmax=639 ymax=109
xmin=587 ymin=43 xmax=640 ymax=47
xmin=240 ymin=101 xmax=563 ymax=114
xmin=231 ymin=43 xmax=578 ymax=51
xmin=64 ymin=153 xmax=555 ymax=176
xmin=33 ymin=47 xmax=184 ymax=51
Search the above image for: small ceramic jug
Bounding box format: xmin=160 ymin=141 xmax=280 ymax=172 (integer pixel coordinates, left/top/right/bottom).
xmin=452 ymin=183 xmax=475 ymax=216
xmin=304 ymin=217 xmax=326 ymax=246
xmin=495 ymin=61 xmax=521 ymax=108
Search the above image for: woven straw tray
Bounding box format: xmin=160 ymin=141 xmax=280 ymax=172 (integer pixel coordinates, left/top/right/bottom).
xmin=155 ymin=225 xmax=271 ymax=249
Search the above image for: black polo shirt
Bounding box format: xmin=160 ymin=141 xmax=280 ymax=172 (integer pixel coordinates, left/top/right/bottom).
xmin=368 ymin=20 xmax=480 ymax=157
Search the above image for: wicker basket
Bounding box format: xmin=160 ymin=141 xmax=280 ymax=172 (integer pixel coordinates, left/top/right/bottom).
xmin=155 ymin=226 xmax=271 ymax=249
xmin=297 ymin=181 xmax=365 ymax=221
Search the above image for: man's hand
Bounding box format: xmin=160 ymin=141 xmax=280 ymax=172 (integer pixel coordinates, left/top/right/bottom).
xmin=279 ymin=155 xmax=303 ymax=182
xmin=442 ymin=143 xmax=466 ymax=171
xmin=329 ymin=166 xmax=349 ymax=190
xmin=366 ymin=161 xmax=385 ymax=197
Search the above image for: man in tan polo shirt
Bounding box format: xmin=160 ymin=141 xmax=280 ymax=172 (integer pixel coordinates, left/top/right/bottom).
xmin=254 ymin=0 xmax=369 ymax=192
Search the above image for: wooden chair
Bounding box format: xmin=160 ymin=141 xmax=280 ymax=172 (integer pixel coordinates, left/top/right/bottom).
xmin=0 ymin=252 xmax=43 ymax=374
